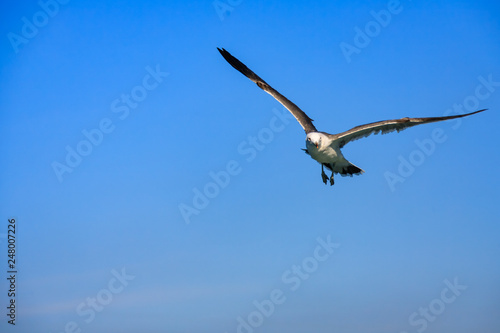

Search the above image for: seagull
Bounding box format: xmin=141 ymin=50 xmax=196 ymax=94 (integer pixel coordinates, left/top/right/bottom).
xmin=217 ymin=48 xmax=487 ymax=186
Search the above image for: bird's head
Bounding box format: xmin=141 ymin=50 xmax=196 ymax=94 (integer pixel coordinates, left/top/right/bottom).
xmin=306 ymin=132 xmax=322 ymax=151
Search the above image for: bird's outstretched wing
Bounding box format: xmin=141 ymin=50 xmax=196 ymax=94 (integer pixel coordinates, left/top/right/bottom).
xmin=218 ymin=48 xmax=317 ymax=134
xmin=330 ymin=109 xmax=487 ymax=148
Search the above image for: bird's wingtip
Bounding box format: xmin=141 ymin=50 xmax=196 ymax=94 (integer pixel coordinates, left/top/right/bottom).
xmin=472 ymin=108 xmax=488 ymax=115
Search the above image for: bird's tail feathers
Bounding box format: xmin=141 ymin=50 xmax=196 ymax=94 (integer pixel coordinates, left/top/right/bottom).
xmin=333 ymin=160 xmax=365 ymax=177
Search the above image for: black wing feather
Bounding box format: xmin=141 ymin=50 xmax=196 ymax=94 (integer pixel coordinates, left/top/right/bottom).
xmin=331 ymin=109 xmax=487 ymax=148
xmin=218 ymin=48 xmax=317 ymax=134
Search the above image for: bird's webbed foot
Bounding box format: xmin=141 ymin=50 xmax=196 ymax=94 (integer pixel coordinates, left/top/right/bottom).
xmin=321 ymin=165 xmax=328 ymax=185
xmin=329 ymin=173 xmax=335 ymax=186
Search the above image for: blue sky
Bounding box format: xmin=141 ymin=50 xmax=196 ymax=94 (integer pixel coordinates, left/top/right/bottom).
xmin=1 ymin=0 xmax=499 ymax=332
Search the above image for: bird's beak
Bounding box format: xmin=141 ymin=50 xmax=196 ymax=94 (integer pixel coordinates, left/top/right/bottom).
xmin=315 ymin=143 xmax=318 ymax=148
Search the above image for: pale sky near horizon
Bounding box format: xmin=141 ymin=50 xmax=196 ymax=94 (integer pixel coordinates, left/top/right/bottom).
xmin=1 ymin=1 xmax=500 ymax=332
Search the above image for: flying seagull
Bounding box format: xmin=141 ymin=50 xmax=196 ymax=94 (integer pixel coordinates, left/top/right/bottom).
xmin=217 ymin=48 xmax=487 ymax=185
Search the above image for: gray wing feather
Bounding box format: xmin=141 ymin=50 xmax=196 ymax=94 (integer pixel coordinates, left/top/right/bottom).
xmin=218 ymin=48 xmax=317 ymax=134
xmin=331 ymin=109 xmax=487 ymax=148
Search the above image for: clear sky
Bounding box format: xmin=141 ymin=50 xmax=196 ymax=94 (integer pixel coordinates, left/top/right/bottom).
xmin=1 ymin=0 xmax=499 ymax=332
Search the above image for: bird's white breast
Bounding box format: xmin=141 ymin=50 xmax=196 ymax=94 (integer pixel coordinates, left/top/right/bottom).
xmin=307 ymin=145 xmax=339 ymax=163
xmin=305 ymin=133 xmax=341 ymax=164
